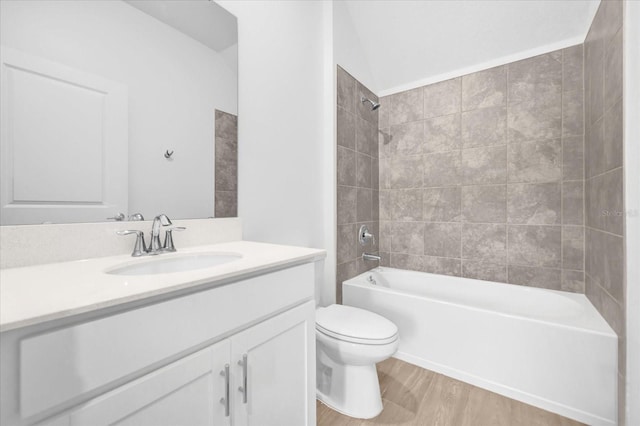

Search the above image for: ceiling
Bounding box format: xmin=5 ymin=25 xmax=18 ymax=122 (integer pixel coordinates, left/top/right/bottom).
xmin=343 ymin=0 xmax=600 ymax=95
xmin=125 ymin=0 xmax=237 ymax=52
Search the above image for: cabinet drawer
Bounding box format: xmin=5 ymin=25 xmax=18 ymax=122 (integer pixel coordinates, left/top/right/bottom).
xmin=20 ymin=263 xmax=314 ymax=418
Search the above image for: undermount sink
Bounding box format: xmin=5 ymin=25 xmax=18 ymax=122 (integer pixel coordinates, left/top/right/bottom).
xmin=105 ymin=252 xmax=242 ymax=276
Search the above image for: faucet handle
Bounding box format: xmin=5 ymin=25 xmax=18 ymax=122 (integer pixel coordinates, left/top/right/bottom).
xmin=116 ymin=230 xmax=148 ymax=257
xmin=163 ymin=226 xmax=186 ymax=252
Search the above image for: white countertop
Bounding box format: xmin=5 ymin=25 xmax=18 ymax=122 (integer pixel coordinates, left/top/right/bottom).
xmin=0 ymin=241 xmax=325 ymax=332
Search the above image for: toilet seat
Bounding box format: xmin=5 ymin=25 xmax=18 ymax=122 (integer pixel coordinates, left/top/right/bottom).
xmin=316 ymin=304 xmax=398 ymax=345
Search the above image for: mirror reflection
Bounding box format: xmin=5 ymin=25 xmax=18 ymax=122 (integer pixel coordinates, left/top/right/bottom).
xmin=0 ymin=0 xmax=238 ymax=225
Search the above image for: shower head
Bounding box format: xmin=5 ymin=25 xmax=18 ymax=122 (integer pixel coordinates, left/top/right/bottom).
xmin=361 ymin=96 xmax=381 ymax=111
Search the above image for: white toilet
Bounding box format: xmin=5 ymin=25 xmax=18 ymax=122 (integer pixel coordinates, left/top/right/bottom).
xmin=315 ymin=304 xmax=399 ymax=419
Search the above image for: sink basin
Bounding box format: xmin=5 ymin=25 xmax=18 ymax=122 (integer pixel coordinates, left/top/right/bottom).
xmin=106 ymin=252 xmax=242 ymax=276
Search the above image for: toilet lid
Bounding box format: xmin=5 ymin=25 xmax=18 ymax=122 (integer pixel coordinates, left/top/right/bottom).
xmin=316 ymin=304 xmax=398 ymax=344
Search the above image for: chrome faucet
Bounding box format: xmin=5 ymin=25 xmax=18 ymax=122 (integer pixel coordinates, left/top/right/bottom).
xmin=150 ymin=214 xmax=172 ymax=254
xmin=362 ymin=253 xmax=381 ymax=261
xmin=117 ymin=214 xmax=186 ymax=257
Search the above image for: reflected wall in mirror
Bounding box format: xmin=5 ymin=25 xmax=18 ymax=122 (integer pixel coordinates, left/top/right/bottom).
xmin=0 ymin=0 xmax=238 ymax=225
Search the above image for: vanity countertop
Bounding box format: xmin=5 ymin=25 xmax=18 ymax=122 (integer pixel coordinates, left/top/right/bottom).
xmin=0 ymin=241 xmax=325 ymax=332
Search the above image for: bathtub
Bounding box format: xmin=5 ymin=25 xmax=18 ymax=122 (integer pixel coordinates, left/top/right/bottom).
xmin=342 ymin=267 xmax=617 ymax=426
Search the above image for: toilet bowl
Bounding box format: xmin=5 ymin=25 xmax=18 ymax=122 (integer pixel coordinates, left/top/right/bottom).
xmin=315 ymin=304 xmax=399 ymax=419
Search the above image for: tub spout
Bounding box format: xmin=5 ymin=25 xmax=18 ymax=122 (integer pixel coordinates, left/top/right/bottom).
xmin=362 ymin=253 xmax=381 ymax=261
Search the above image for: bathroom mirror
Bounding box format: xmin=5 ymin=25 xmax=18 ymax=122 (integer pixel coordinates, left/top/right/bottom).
xmin=0 ymin=0 xmax=238 ymax=225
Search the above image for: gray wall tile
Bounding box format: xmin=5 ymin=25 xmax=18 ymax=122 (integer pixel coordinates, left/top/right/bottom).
xmin=215 ymin=110 xmax=238 ymax=141
xmin=391 ymin=221 xmax=425 ymax=255
xmin=376 ymin=44 xmax=591 ymax=295
xmin=378 ymin=96 xmax=390 ymax=130
xmin=462 ymin=223 xmax=506 ymax=263
xmin=562 ymin=89 xmax=584 ymax=137
xmin=424 ymin=151 xmax=462 ymax=187
xmin=462 ymin=260 xmax=507 ymax=282
xmin=508 ymin=225 xmax=561 ymax=268
xmin=562 ymin=181 xmax=584 ymax=225
xmin=562 ymin=270 xmax=585 ymax=293
xmin=508 ymin=139 xmax=562 ymax=183
xmin=424 ymin=113 xmax=461 ymax=153
xmin=390 ymin=253 xmax=423 ymax=272
xmin=563 ymin=135 xmax=584 ymax=181
xmin=562 ymin=225 xmax=584 ymax=271
xmin=586 ymin=39 xmax=604 ymax=125
xmin=337 ymin=146 xmax=356 ymax=186
xmin=424 ymin=78 xmax=461 ymax=119
xmin=337 ymin=224 xmax=357 ymax=264
xmin=603 ymin=99 xmax=623 ymax=172
xmin=563 ymin=45 xmax=584 ymax=93
xmin=585 ymin=116 xmax=605 ymax=178
xmin=508 ymin=52 xmax=562 ymax=104
xmin=507 ymin=265 xmax=562 ymax=290
xmin=337 ymin=66 xmax=356 ymax=113
xmin=379 ymin=190 xmax=392 ymax=220
xmin=462 ymin=185 xmax=507 ymax=223
xmin=462 ymin=145 xmax=507 ymax=184
xmin=391 ymin=189 xmax=423 ymax=221
xmin=336 ymin=68 xmax=380 ymax=299
xmin=586 ymin=168 xmax=624 ymax=235
xmin=356 ymin=152 xmax=372 ymax=188
xmin=461 ymin=106 xmax=506 ymax=148
xmin=507 ymin=183 xmax=561 ymax=225
xmin=337 ymin=106 xmax=356 ymax=149
xmin=214 ymin=191 xmax=237 ymax=218
xmin=604 ymin=28 xmax=623 ymax=112
xmin=424 ymin=256 xmax=461 ymax=277
xmin=424 ymin=223 xmax=461 ymax=257
xmin=356 ymin=116 xmax=377 ymax=157
xmin=390 ymin=155 xmax=423 ymax=188
xmin=586 ymin=228 xmax=624 ymax=303
xmin=337 ymin=185 xmax=357 ymax=225
xmin=461 ymin=65 xmax=506 ymax=111
xmin=379 ymin=221 xmax=392 ymax=252
xmin=356 ymin=188 xmax=373 ymax=222
xmin=507 ymin=98 xmax=561 ymax=142
xmin=389 ymin=87 xmax=423 ymax=125
xmin=423 ymin=187 xmax=461 ymax=222
xmin=389 ymin=121 xmax=424 ymax=156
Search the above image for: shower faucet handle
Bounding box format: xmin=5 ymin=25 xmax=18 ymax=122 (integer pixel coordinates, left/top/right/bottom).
xmin=359 ymin=224 xmax=376 ymax=246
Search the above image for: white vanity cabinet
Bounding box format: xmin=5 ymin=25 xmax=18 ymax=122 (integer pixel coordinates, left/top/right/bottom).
xmin=66 ymin=301 xmax=314 ymax=426
xmin=69 ymin=340 xmax=232 ymax=426
xmin=1 ymin=261 xmax=318 ymax=426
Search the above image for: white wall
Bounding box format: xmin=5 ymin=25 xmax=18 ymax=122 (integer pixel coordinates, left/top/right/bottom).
xmin=217 ymin=0 xmax=332 ymax=304
xmin=218 ymin=1 xmax=326 ymax=247
xmin=0 ymin=0 xmax=237 ymax=221
xmin=333 ymin=1 xmax=378 ymax=93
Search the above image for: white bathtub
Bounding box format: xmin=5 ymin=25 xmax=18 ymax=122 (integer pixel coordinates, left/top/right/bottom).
xmin=343 ymin=267 xmax=617 ymax=426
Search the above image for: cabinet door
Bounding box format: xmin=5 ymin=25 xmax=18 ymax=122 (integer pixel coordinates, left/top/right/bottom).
xmin=69 ymin=340 xmax=231 ymax=426
xmin=232 ymin=301 xmax=315 ymax=426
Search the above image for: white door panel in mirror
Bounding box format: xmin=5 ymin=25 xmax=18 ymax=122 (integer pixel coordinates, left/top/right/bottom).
xmin=0 ymin=0 xmax=238 ymax=224
xmin=0 ymin=48 xmax=128 ymax=225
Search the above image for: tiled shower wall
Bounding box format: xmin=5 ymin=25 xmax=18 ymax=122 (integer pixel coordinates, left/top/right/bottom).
xmin=583 ymin=0 xmax=625 ymax=422
xmin=215 ymin=110 xmax=238 ymax=217
xmin=336 ymin=66 xmax=379 ymax=303
xmin=378 ymin=46 xmax=585 ymax=291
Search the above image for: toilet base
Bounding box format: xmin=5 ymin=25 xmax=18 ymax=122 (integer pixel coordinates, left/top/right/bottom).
xmin=316 ymin=348 xmax=383 ymax=419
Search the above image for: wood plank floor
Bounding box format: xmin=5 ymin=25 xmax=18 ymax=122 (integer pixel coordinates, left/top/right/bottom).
xmin=316 ymin=358 xmax=583 ymax=426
